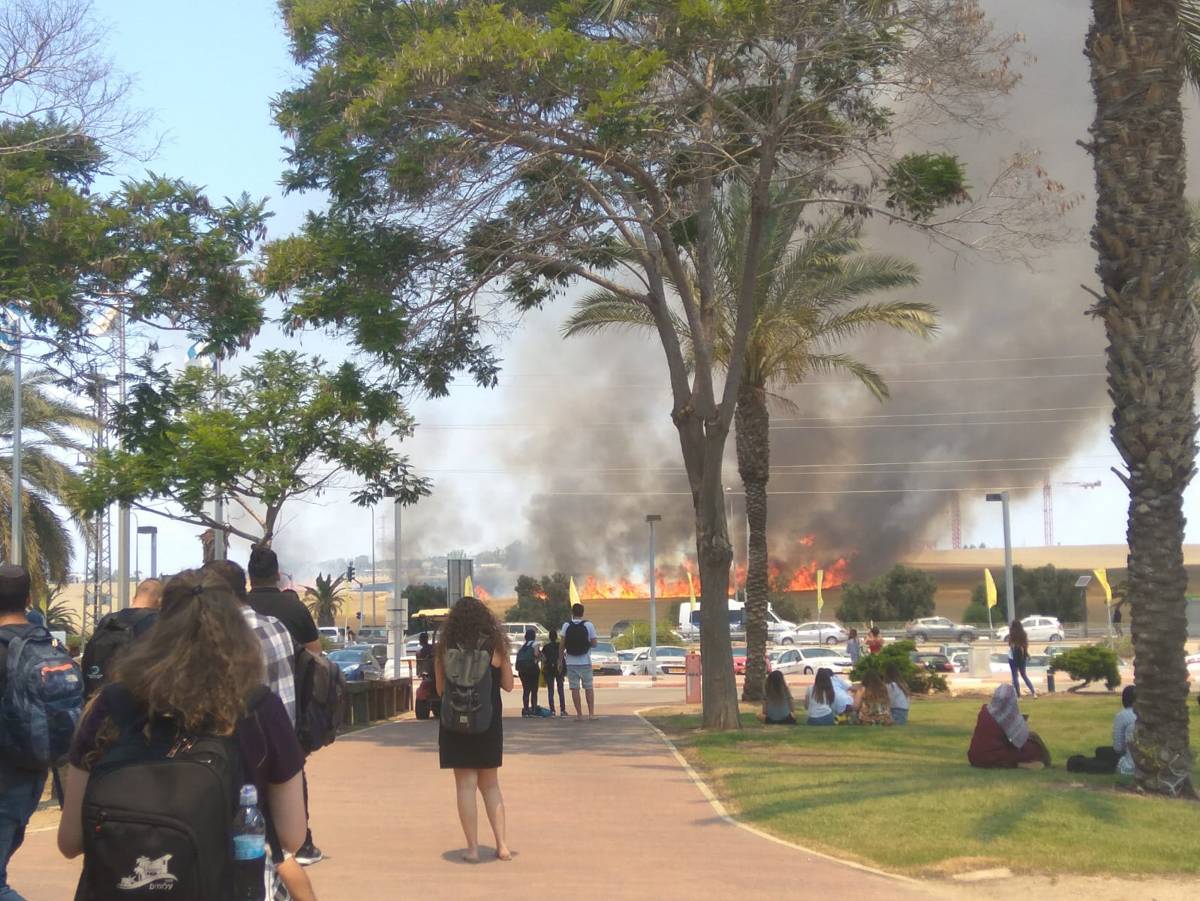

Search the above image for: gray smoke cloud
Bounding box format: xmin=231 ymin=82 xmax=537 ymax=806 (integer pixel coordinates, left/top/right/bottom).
xmin=376 ymin=0 xmax=1200 ymax=592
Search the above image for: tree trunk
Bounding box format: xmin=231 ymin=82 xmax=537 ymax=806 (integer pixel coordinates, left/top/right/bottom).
xmin=1086 ymin=0 xmax=1196 ymax=797
xmin=736 ymin=380 xmax=770 ymax=702
xmin=679 ymin=420 xmax=741 ymax=730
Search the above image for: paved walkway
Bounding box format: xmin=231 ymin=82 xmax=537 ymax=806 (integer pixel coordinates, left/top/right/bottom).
xmin=11 ymin=696 xmax=943 ymax=900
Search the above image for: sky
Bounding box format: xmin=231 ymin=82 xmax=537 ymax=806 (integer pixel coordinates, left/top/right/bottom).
xmin=73 ymin=0 xmax=1200 ymax=587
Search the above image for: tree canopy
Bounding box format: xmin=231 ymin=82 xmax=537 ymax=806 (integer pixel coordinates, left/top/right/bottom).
xmin=963 ymin=565 xmax=1084 ymax=624
xmin=72 ymin=350 xmax=430 ymax=545
xmin=837 ymin=565 xmax=937 ymax=623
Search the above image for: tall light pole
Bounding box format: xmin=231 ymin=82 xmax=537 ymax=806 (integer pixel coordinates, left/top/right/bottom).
xmin=985 ymin=492 xmax=1016 ymax=625
xmin=9 ymin=312 xmax=21 ymax=566
xmin=116 ymin=307 xmax=131 ymax=607
xmin=212 ymin=357 xmax=226 ymax=561
xmin=136 ymin=525 xmax=158 ymax=580
xmin=389 ymin=494 xmax=406 ymax=679
xmin=370 ymin=507 xmax=377 ymax=626
xmin=647 ymin=514 xmax=661 ymax=680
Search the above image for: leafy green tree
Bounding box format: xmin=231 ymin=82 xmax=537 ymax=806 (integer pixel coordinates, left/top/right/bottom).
xmin=36 ymin=583 xmax=80 ymax=634
xmin=566 ymin=188 xmax=933 ymax=700
xmin=304 ymin=572 xmax=347 ymax=627
xmin=967 ymin=565 xmax=1083 ymax=624
xmin=272 ymin=0 xmax=1035 ymax=729
xmin=613 ymin=621 xmax=680 ymax=651
xmin=0 ymin=120 xmax=267 ymax=373
xmin=403 ymin=583 xmax=447 ymax=617
xmin=838 ymin=566 xmax=937 ymax=623
xmin=504 ymin=573 xmax=571 ymax=630
xmin=73 ymin=350 xmax=430 ymax=546
xmin=0 ymin=363 xmax=95 ymax=598
xmin=849 ymin=639 xmax=946 ymax=695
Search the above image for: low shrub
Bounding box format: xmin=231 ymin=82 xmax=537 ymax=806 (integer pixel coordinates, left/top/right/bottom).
xmin=1049 ymin=644 xmax=1121 ymax=691
xmin=613 ymin=620 xmax=679 ymax=650
xmin=849 ymin=639 xmax=947 ymax=694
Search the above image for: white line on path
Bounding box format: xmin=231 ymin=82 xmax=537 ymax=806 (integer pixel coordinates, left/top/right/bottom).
xmin=634 ymin=708 xmax=922 ymax=887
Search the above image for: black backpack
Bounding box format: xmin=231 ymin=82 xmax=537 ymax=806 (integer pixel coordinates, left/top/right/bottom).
xmin=564 ymin=621 xmax=592 ymax=657
xmin=294 ymin=645 xmax=348 ymax=754
xmin=440 ymin=642 xmax=494 ymax=734
xmin=75 ymin=686 xmax=263 ymax=900
xmin=515 ymin=641 xmax=536 ymax=667
xmin=81 ymin=610 xmax=158 ymax=701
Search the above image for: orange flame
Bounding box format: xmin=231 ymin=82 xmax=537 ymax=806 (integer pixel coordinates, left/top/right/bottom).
xmin=474 ymin=585 xmax=494 ymax=601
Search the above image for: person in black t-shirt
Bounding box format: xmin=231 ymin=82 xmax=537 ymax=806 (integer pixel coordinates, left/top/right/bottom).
xmin=246 ymin=545 xmax=324 ymax=867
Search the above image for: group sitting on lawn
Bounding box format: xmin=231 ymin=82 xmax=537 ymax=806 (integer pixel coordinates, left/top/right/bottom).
xmin=760 ymin=666 xmax=911 ymax=727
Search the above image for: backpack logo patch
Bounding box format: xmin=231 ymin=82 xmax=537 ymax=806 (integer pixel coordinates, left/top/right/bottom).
xmin=118 ymin=854 xmax=179 ymax=891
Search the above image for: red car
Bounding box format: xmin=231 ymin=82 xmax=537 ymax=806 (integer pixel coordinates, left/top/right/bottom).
xmin=733 ymin=646 xmax=748 ymax=675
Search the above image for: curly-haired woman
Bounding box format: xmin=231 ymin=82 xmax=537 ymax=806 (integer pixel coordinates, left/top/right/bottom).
xmin=57 ymin=569 xmax=311 ymax=899
xmin=435 ymin=595 xmax=515 ymax=862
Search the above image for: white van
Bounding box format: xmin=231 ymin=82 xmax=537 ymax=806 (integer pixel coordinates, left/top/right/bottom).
xmin=676 ymin=599 xmax=795 ymax=642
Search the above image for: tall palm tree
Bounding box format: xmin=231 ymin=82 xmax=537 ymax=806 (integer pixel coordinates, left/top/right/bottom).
xmin=304 ymin=572 xmax=348 ymax=628
xmin=1085 ymin=0 xmax=1197 ymax=798
xmin=0 ymin=363 xmax=95 ymax=601
xmin=565 ymin=187 xmax=936 ymax=700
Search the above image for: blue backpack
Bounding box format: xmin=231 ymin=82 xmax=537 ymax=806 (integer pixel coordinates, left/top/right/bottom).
xmin=0 ymin=626 xmax=84 ymax=769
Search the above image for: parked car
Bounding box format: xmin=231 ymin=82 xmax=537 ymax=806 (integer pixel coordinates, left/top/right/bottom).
xmin=732 ymin=646 xmax=748 ymax=675
xmin=911 ymin=651 xmax=954 ymax=673
xmin=988 ymin=652 xmax=1052 ymax=674
xmin=772 ymin=646 xmax=853 ymax=675
xmin=317 ymin=626 xmax=346 ymax=646
xmin=780 ymin=622 xmax=848 ymax=645
xmin=621 ymin=646 xmax=690 ymax=675
xmin=356 ymin=627 xmax=388 ymax=643
xmin=676 ymin=599 xmax=795 ymax=642
xmin=329 ymin=646 xmax=384 ymax=681
xmin=939 ymin=643 xmax=971 ymax=660
xmin=504 ymin=622 xmax=550 ymax=642
xmin=592 ymin=641 xmax=622 ymax=674
xmin=1186 ymin=652 xmax=1200 ymax=680
xmin=996 ymin=616 xmax=1064 ymax=642
xmin=949 ymin=651 xmax=970 ymax=673
xmin=905 ymin=618 xmax=978 ymax=643
xmin=617 ymin=650 xmax=638 ymax=670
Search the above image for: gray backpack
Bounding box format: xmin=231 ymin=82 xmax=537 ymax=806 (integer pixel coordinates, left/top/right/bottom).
xmin=440 ymin=643 xmax=494 ymax=734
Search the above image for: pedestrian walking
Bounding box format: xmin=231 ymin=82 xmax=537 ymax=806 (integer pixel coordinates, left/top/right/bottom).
xmin=57 ymin=569 xmax=309 ymax=899
xmin=0 ymin=564 xmax=83 ymax=901
xmin=1007 ymin=619 xmax=1037 ymax=698
xmin=80 ymin=578 xmax=162 ymax=700
xmin=436 ymin=596 xmax=513 ymax=862
xmin=540 ymin=628 xmax=566 ymax=716
xmin=560 ymin=604 xmax=598 ymax=721
xmin=846 ymin=628 xmax=862 ymax=664
xmin=866 ymin=626 xmax=884 ymax=655
xmin=1112 ymin=604 xmax=1124 ymax=637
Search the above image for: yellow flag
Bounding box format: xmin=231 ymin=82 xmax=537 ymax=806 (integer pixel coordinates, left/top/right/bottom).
xmin=984 ymin=568 xmax=998 ymax=609
xmin=1094 ymin=568 xmax=1113 ymax=605
xmin=569 ymin=577 xmax=581 ymax=606
xmin=816 ymin=569 xmax=824 ymax=613
xmin=464 ymin=575 xmax=474 ymax=597
xmin=686 ymin=571 xmax=697 ymax=613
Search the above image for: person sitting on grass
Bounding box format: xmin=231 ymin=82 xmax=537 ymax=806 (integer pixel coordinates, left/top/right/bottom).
xmin=830 ymin=673 xmax=855 ymax=721
xmin=758 ymin=670 xmax=796 ymax=725
xmin=1066 ymin=685 xmax=1136 ymax=775
xmin=805 ymin=669 xmax=837 ymax=726
xmin=851 ymin=671 xmax=893 ymax=725
xmin=885 ymin=662 xmax=911 ymax=725
xmin=968 ymin=684 xmax=1051 ymax=770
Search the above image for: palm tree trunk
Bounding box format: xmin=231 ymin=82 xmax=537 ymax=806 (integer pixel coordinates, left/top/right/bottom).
xmin=736 ymin=380 xmax=770 ymax=702
xmin=1087 ymin=0 xmax=1196 ymax=797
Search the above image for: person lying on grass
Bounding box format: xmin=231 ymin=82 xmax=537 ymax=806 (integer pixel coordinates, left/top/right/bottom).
xmin=758 ymin=671 xmax=796 ymax=725
xmin=968 ymin=684 xmax=1051 ymax=769
xmin=850 ymin=671 xmax=893 ymax=726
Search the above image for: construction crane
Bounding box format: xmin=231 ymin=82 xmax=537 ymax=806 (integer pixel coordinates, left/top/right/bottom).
xmin=1043 ymin=475 xmax=1101 ymax=546
xmin=949 ymin=493 xmax=962 ymax=550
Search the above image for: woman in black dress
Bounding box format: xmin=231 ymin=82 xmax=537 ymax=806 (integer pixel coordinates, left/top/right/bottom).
xmin=434 ymin=596 xmax=514 ymax=861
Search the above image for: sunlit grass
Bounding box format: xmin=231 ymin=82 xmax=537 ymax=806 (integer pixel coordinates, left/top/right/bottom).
xmin=647 ymin=695 xmax=1200 ymax=876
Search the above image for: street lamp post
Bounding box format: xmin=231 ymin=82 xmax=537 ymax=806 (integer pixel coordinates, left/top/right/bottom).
xmin=646 ymin=514 xmax=661 ymax=681
xmin=985 ymin=492 xmax=1016 ymax=625
xmin=136 ymin=525 xmax=158 ymax=580
xmin=1074 ymin=574 xmax=1092 ymax=638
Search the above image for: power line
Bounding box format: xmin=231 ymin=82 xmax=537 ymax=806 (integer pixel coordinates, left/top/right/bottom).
xmin=534 ymin=485 xmax=1043 ymax=497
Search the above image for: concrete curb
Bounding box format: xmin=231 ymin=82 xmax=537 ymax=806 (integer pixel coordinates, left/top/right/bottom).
xmin=633 ymin=708 xmax=921 ymax=887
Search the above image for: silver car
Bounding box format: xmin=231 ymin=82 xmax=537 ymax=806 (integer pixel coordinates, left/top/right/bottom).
xmin=591 ymin=640 xmax=621 ymax=674
xmin=622 ymin=646 xmax=690 ymax=675
xmin=780 ymin=621 xmax=848 ymax=646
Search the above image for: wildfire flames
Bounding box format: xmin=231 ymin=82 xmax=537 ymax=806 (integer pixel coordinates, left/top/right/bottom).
xmin=473 ymin=585 xmax=493 ymax=601
xmin=576 ymin=537 xmax=850 ymax=599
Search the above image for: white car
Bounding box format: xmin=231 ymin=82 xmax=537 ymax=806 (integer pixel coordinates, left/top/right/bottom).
xmin=780 ymin=621 xmax=848 ymax=646
xmin=621 ymin=646 xmax=690 ymax=675
xmin=988 ymin=652 xmax=1052 ymax=674
xmin=1186 ymin=653 xmax=1200 ymax=680
xmin=996 ymin=616 xmax=1064 ymax=643
xmin=772 ymin=646 xmax=853 ymax=675
xmin=591 ymin=641 xmax=622 ymax=674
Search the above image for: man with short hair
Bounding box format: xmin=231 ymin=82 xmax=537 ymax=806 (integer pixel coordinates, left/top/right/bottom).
xmin=559 ymin=603 xmax=598 ymax=722
xmin=203 ymin=559 xmax=296 ymax=725
xmin=80 ymin=578 xmax=163 ymax=700
xmin=0 ymin=565 xmax=48 ymax=900
xmin=245 ymin=545 xmax=323 ymax=867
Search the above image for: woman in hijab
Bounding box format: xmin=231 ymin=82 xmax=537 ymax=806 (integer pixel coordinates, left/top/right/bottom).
xmin=968 ymin=684 xmax=1051 ymax=769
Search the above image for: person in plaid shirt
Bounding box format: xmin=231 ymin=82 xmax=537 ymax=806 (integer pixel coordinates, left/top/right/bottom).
xmin=204 ymin=560 xmax=296 ymax=725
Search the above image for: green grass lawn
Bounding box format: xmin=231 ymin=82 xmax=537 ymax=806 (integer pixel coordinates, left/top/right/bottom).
xmin=646 ymin=695 xmax=1200 ymax=877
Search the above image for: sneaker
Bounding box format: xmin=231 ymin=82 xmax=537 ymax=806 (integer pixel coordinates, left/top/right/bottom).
xmin=294 ymin=842 xmax=324 ymax=867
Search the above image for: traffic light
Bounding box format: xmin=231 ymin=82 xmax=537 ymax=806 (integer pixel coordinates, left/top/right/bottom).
xmin=346 ymin=563 xmax=355 ymax=581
